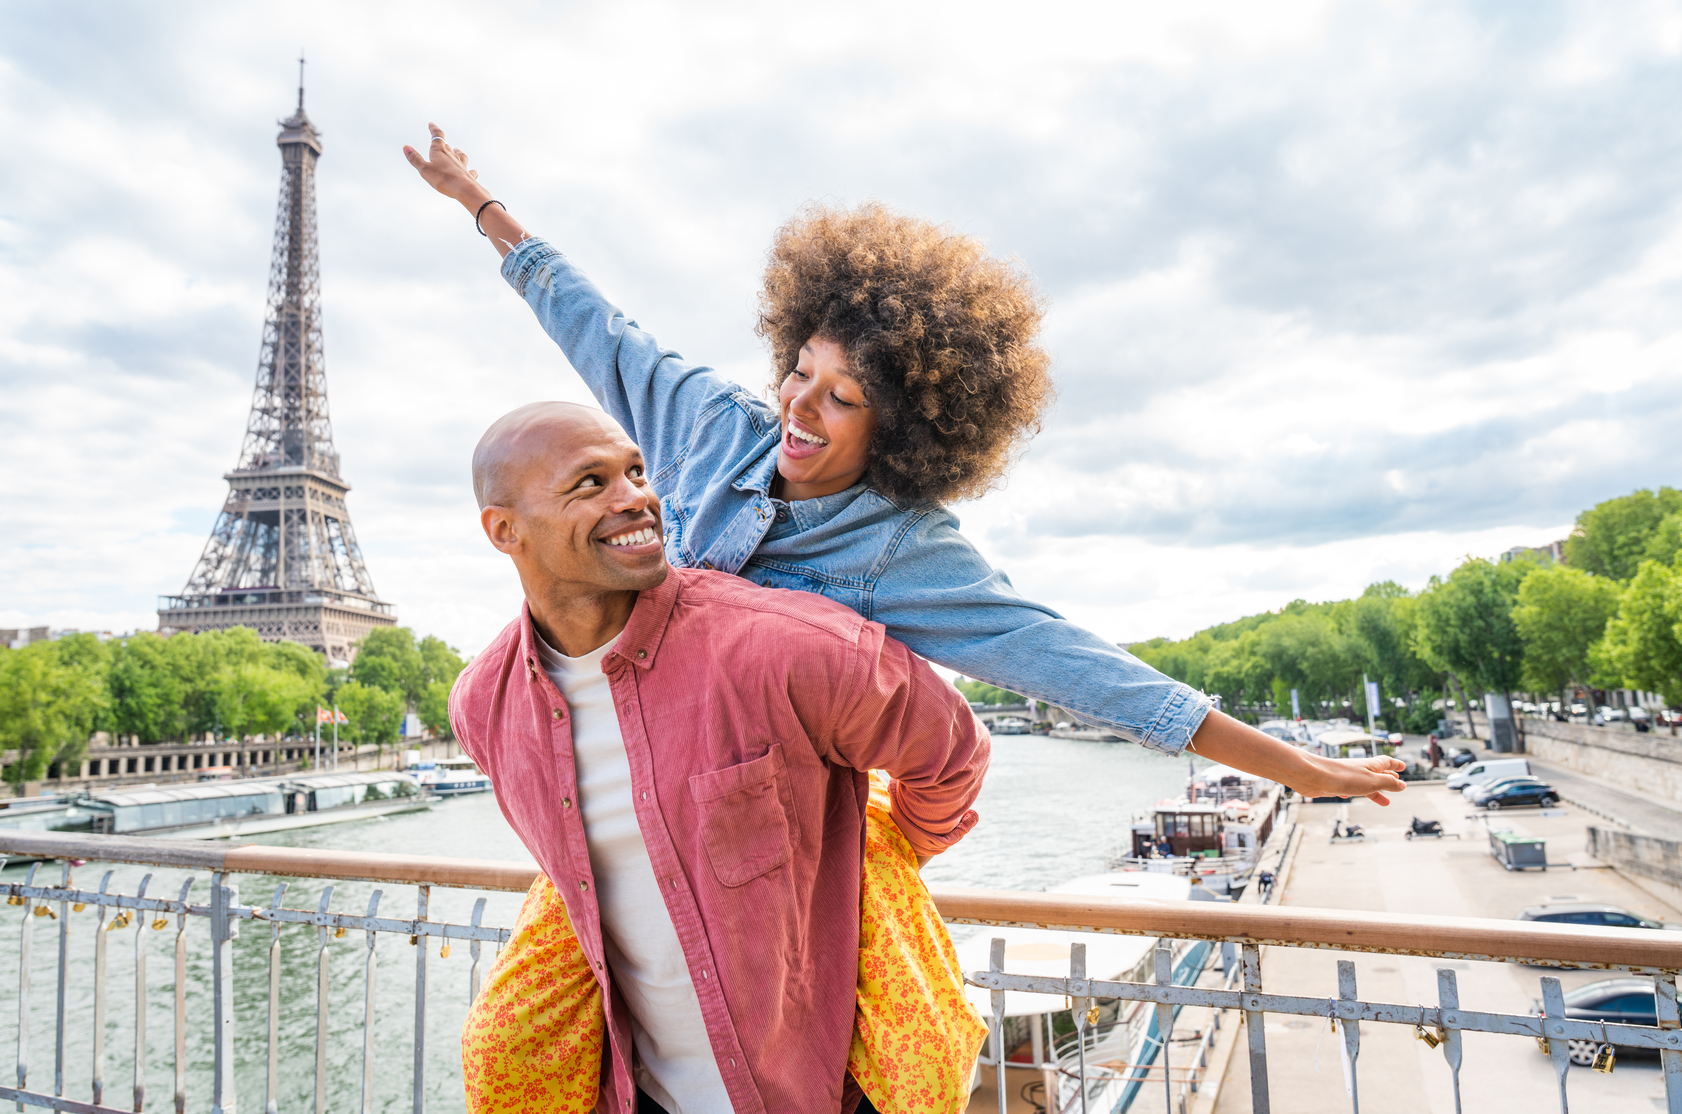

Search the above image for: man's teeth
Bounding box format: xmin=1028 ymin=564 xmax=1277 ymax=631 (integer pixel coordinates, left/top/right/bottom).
xmin=604 ymin=527 xmax=657 ymax=547
xmin=788 ymin=425 xmax=827 ymax=445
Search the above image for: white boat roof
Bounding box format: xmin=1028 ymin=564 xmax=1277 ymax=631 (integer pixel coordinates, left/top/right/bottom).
xmin=1190 ymin=763 xmax=1271 ymax=785
xmin=1316 ymin=729 xmax=1375 ymax=745
xmin=438 ymin=757 xmax=479 ymax=767
xmin=955 ymin=872 xmax=1193 ymax=1017
xmin=288 ymin=772 xmax=413 ymax=789
xmin=92 ymin=782 xmax=286 ymax=807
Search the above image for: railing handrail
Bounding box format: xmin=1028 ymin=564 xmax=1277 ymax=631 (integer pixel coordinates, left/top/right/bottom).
xmin=5 ymin=830 xmax=1681 ymax=971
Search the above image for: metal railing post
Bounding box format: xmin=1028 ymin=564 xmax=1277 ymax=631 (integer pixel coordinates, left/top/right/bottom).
xmin=265 ymin=883 xmax=288 ymax=1114
xmin=1539 ymin=976 xmax=1571 ymax=1113
xmin=210 ymin=873 xmax=239 ymax=1114
xmin=132 ymin=872 xmax=152 ymax=1114
xmin=413 ymin=884 xmax=430 ymax=1114
xmin=1656 ymin=973 xmax=1681 ymax=1113
xmin=91 ymin=871 xmax=113 ymax=1107
xmin=172 ymin=878 xmax=193 ymax=1114
xmin=988 ymin=938 xmax=1006 ymax=1114
xmin=314 ymin=886 xmax=334 ymax=1114
xmin=1336 ymin=960 xmax=1361 ymax=1113
xmin=52 ymin=862 xmax=68 ymax=1101
xmin=16 ymin=864 xmax=38 ymax=1112
xmin=361 ymin=890 xmax=384 ymax=1114
xmin=467 ymin=898 xmax=487 ymax=1006
xmin=1154 ymin=940 xmax=1172 ymax=1113
xmin=1071 ymin=941 xmax=1089 ymax=1114
xmin=1241 ymin=942 xmax=1269 ymax=1114
xmin=1436 ymin=968 xmax=1463 ymax=1114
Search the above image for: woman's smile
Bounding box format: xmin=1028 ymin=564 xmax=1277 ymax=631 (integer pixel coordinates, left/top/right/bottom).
xmin=781 ymin=416 xmax=829 ymax=460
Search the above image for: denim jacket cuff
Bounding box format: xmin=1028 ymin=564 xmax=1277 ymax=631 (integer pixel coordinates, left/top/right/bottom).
xmin=1136 ymin=685 xmax=1214 ymax=756
xmin=500 ymin=236 xmax=561 ymax=296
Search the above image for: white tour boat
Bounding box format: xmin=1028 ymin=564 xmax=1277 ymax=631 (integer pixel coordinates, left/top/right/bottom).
xmin=79 ymin=772 xmax=435 ymax=839
xmin=403 ymin=754 xmax=493 ymax=797
xmin=959 ymin=872 xmax=1213 ymax=1113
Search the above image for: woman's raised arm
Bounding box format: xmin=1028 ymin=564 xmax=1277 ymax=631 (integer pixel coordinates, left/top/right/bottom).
xmin=402 ymin=124 xmax=745 ymax=483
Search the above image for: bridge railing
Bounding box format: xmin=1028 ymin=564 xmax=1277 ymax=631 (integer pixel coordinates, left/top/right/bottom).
xmin=2 ymin=831 xmax=1680 ymax=1114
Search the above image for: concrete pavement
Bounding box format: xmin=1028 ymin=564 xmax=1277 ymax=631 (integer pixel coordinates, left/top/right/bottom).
xmin=1211 ymin=782 xmax=1680 ymax=1113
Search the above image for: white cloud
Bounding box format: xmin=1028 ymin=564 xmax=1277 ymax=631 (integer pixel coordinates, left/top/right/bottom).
xmin=3 ymin=0 xmax=1681 ymax=655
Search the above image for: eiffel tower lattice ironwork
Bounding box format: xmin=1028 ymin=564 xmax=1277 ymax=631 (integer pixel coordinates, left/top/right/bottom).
xmin=159 ymin=65 xmax=395 ymax=663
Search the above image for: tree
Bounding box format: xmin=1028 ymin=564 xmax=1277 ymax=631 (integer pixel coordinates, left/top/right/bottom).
xmin=0 ymin=638 xmax=110 ymax=791
xmin=1413 ymin=558 xmax=1533 ymax=696
xmin=335 ymin=681 xmax=406 ymax=747
xmin=107 ymin=632 xmax=186 ymax=743
xmin=353 ymin=628 xmax=428 ymax=707
xmin=1512 ymin=565 xmax=1621 ymax=702
xmin=419 ymin=635 xmax=466 ymax=688
xmin=1564 ymin=487 xmax=1682 ymax=581
xmin=1595 ymin=557 xmax=1682 ymax=706
xmin=1648 ymin=512 xmax=1682 ymax=567
xmin=418 ymin=681 xmax=454 ymax=738
xmin=212 ymin=664 xmax=317 ymax=739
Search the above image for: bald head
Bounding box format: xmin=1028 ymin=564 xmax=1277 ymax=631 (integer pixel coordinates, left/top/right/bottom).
xmin=472 ymin=401 xmax=626 ymax=509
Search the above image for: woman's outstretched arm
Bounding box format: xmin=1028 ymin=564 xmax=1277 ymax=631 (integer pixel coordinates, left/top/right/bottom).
xmin=403 ymin=124 xmax=529 ymax=256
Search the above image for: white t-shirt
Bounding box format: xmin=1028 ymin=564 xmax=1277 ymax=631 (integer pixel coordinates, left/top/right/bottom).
xmin=536 ymin=632 xmax=731 ymax=1114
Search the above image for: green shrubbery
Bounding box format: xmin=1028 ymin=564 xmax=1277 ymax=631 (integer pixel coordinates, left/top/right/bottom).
xmin=0 ymin=625 xmax=466 ymax=791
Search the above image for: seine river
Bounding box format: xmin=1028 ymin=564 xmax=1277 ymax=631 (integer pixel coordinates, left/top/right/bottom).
xmin=0 ymin=735 xmax=1201 ymax=1112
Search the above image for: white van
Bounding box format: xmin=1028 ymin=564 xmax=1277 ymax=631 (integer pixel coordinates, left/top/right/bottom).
xmin=1447 ymin=758 xmax=1530 ymax=794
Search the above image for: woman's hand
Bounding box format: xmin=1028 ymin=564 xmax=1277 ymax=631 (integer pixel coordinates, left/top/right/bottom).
xmin=402 ymin=123 xmax=529 ymax=257
xmin=1290 ymin=754 xmax=1409 ymax=806
xmin=402 ymin=123 xmax=491 ymax=208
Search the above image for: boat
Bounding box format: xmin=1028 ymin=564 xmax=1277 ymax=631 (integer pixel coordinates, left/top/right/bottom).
xmin=403 ymin=754 xmax=493 ymax=796
xmin=1108 ymin=765 xmax=1284 ymax=896
xmin=1307 ymin=728 xmax=1396 ymax=760
xmin=959 ymin=872 xmax=1213 ymax=1113
xmin=77 ymin=772 xmax=435 ymax=839
xmin=987 ymin=716 xmax=1034 ymax=736
xmin=0 ymin=795 xmax=99 ymax=836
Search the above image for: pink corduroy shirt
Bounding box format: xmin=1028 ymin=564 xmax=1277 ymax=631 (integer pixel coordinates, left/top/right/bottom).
xmin=449 ymin=566 xmax=990 ymax=1114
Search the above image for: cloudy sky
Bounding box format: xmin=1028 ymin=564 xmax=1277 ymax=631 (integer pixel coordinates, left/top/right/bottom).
xmin=3 ymin=0 xmax=1680 ymax=657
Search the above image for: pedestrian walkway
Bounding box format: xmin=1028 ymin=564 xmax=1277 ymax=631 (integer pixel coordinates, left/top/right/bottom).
xmin=1521 ymin=754 xmax=1682 ymax=840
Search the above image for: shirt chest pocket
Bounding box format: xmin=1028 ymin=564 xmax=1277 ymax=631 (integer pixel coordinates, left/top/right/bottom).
xmin=687 ymin=745 xmax=800 ymax=887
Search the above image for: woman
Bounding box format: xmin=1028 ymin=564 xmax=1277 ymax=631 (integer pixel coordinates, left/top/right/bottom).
xmin=404 ymin=127 xmax=1404 ymax=1112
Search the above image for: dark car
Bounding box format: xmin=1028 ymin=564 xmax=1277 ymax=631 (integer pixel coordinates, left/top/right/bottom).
xmin=1444 ymin=747 xmax=1475 ymax=768
xmin=1469 ymin=777 xmax=1558 ymax=810
xmin=1531 ymin=977 xmax=1658 ymax=1065
xmin=1517 ymin=903 xmax=1678 ymax=930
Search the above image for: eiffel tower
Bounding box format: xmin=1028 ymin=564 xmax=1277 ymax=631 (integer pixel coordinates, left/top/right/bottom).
xmin=159 ymin=63 xmax=395 ymax=664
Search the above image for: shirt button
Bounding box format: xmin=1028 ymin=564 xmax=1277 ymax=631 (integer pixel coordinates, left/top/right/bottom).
xmin=578 ymin=880 xmax=589 ymax=892
xmin=637 ymin=649 xmax=647 ymax=660
xmin=562 ymin=798 xmax=572 ymax=809
xmin=775 ymin=509 xmax=789 ymax=522
xmin=551 ymin=709 xmax=562 ymax=720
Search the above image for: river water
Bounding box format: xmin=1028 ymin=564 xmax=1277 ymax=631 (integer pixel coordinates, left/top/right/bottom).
xmin=0 ymin=735 xmax=1202 ymax=1112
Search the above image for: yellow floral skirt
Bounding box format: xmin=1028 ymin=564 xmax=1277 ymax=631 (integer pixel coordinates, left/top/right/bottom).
xmin=461 ymin=775 xmax=985 ymax=1113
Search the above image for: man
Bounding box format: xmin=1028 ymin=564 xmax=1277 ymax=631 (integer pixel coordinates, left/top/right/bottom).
xmin=448 ymin=401 xmax=989 ymax=1113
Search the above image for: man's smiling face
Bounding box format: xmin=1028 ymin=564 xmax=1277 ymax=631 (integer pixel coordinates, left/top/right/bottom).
xmin=476 ymin=402 xmax=669 ymax=596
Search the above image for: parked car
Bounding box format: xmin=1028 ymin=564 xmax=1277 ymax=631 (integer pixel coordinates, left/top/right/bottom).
xmin=1517 ymin=903 xmax=1679 ymax=930
xmin=1447 ymin=758 xmax=1530 ymax=792
xmin=1468 ymin=777 xmax=1558 ymax=810
xmin=1531 ymin=977 xmax=1658 ymax=1065
xmin=1443 ymin=747 xmax=1475 ymax=768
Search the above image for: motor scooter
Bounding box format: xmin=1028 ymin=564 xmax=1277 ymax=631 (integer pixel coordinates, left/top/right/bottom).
xmin=1330 ymin=819 xmax=1365 ymax=843
xmin=1404 ymin=817 xmax=1444 ymax=840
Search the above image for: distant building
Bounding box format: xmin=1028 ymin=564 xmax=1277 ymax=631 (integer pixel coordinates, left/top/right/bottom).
xmin=1 ymin=627 xmax=116 ymax=649
xmin=1500 ymin=540 xmax=1566 ymax=565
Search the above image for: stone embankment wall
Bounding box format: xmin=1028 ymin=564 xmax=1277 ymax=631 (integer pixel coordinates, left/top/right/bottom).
xmin=1470 ymin=711 xmax=1682 ymax=806
xmin=1587 ymin=827 xmax=1682 ymax=912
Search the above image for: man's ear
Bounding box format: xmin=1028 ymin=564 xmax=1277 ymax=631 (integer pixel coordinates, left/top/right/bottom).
xmin=480 ymin=505 xmax=521 ymax=555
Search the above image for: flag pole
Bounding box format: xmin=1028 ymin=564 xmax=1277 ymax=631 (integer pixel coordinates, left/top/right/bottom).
xmin=314 ymin=711 xmax=321 ymax=771
xmin=333 ymin=706 xmax=340 ymax=771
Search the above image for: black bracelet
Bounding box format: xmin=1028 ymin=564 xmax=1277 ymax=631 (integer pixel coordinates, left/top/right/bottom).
xmin=475 ymin=199 xmax=506 ymax=236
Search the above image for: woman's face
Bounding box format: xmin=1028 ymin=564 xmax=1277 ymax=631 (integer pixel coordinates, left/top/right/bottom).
xmin=775 ymin=337 xmax=876 ymax=501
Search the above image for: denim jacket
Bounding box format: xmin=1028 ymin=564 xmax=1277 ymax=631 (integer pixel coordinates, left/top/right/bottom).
xmin=501 ymin=239 xmax=1211 ymax=754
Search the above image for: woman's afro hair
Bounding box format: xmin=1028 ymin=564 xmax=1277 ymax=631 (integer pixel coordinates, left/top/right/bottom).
xmin=756 ymin=202 xmax=1054 ymax=506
